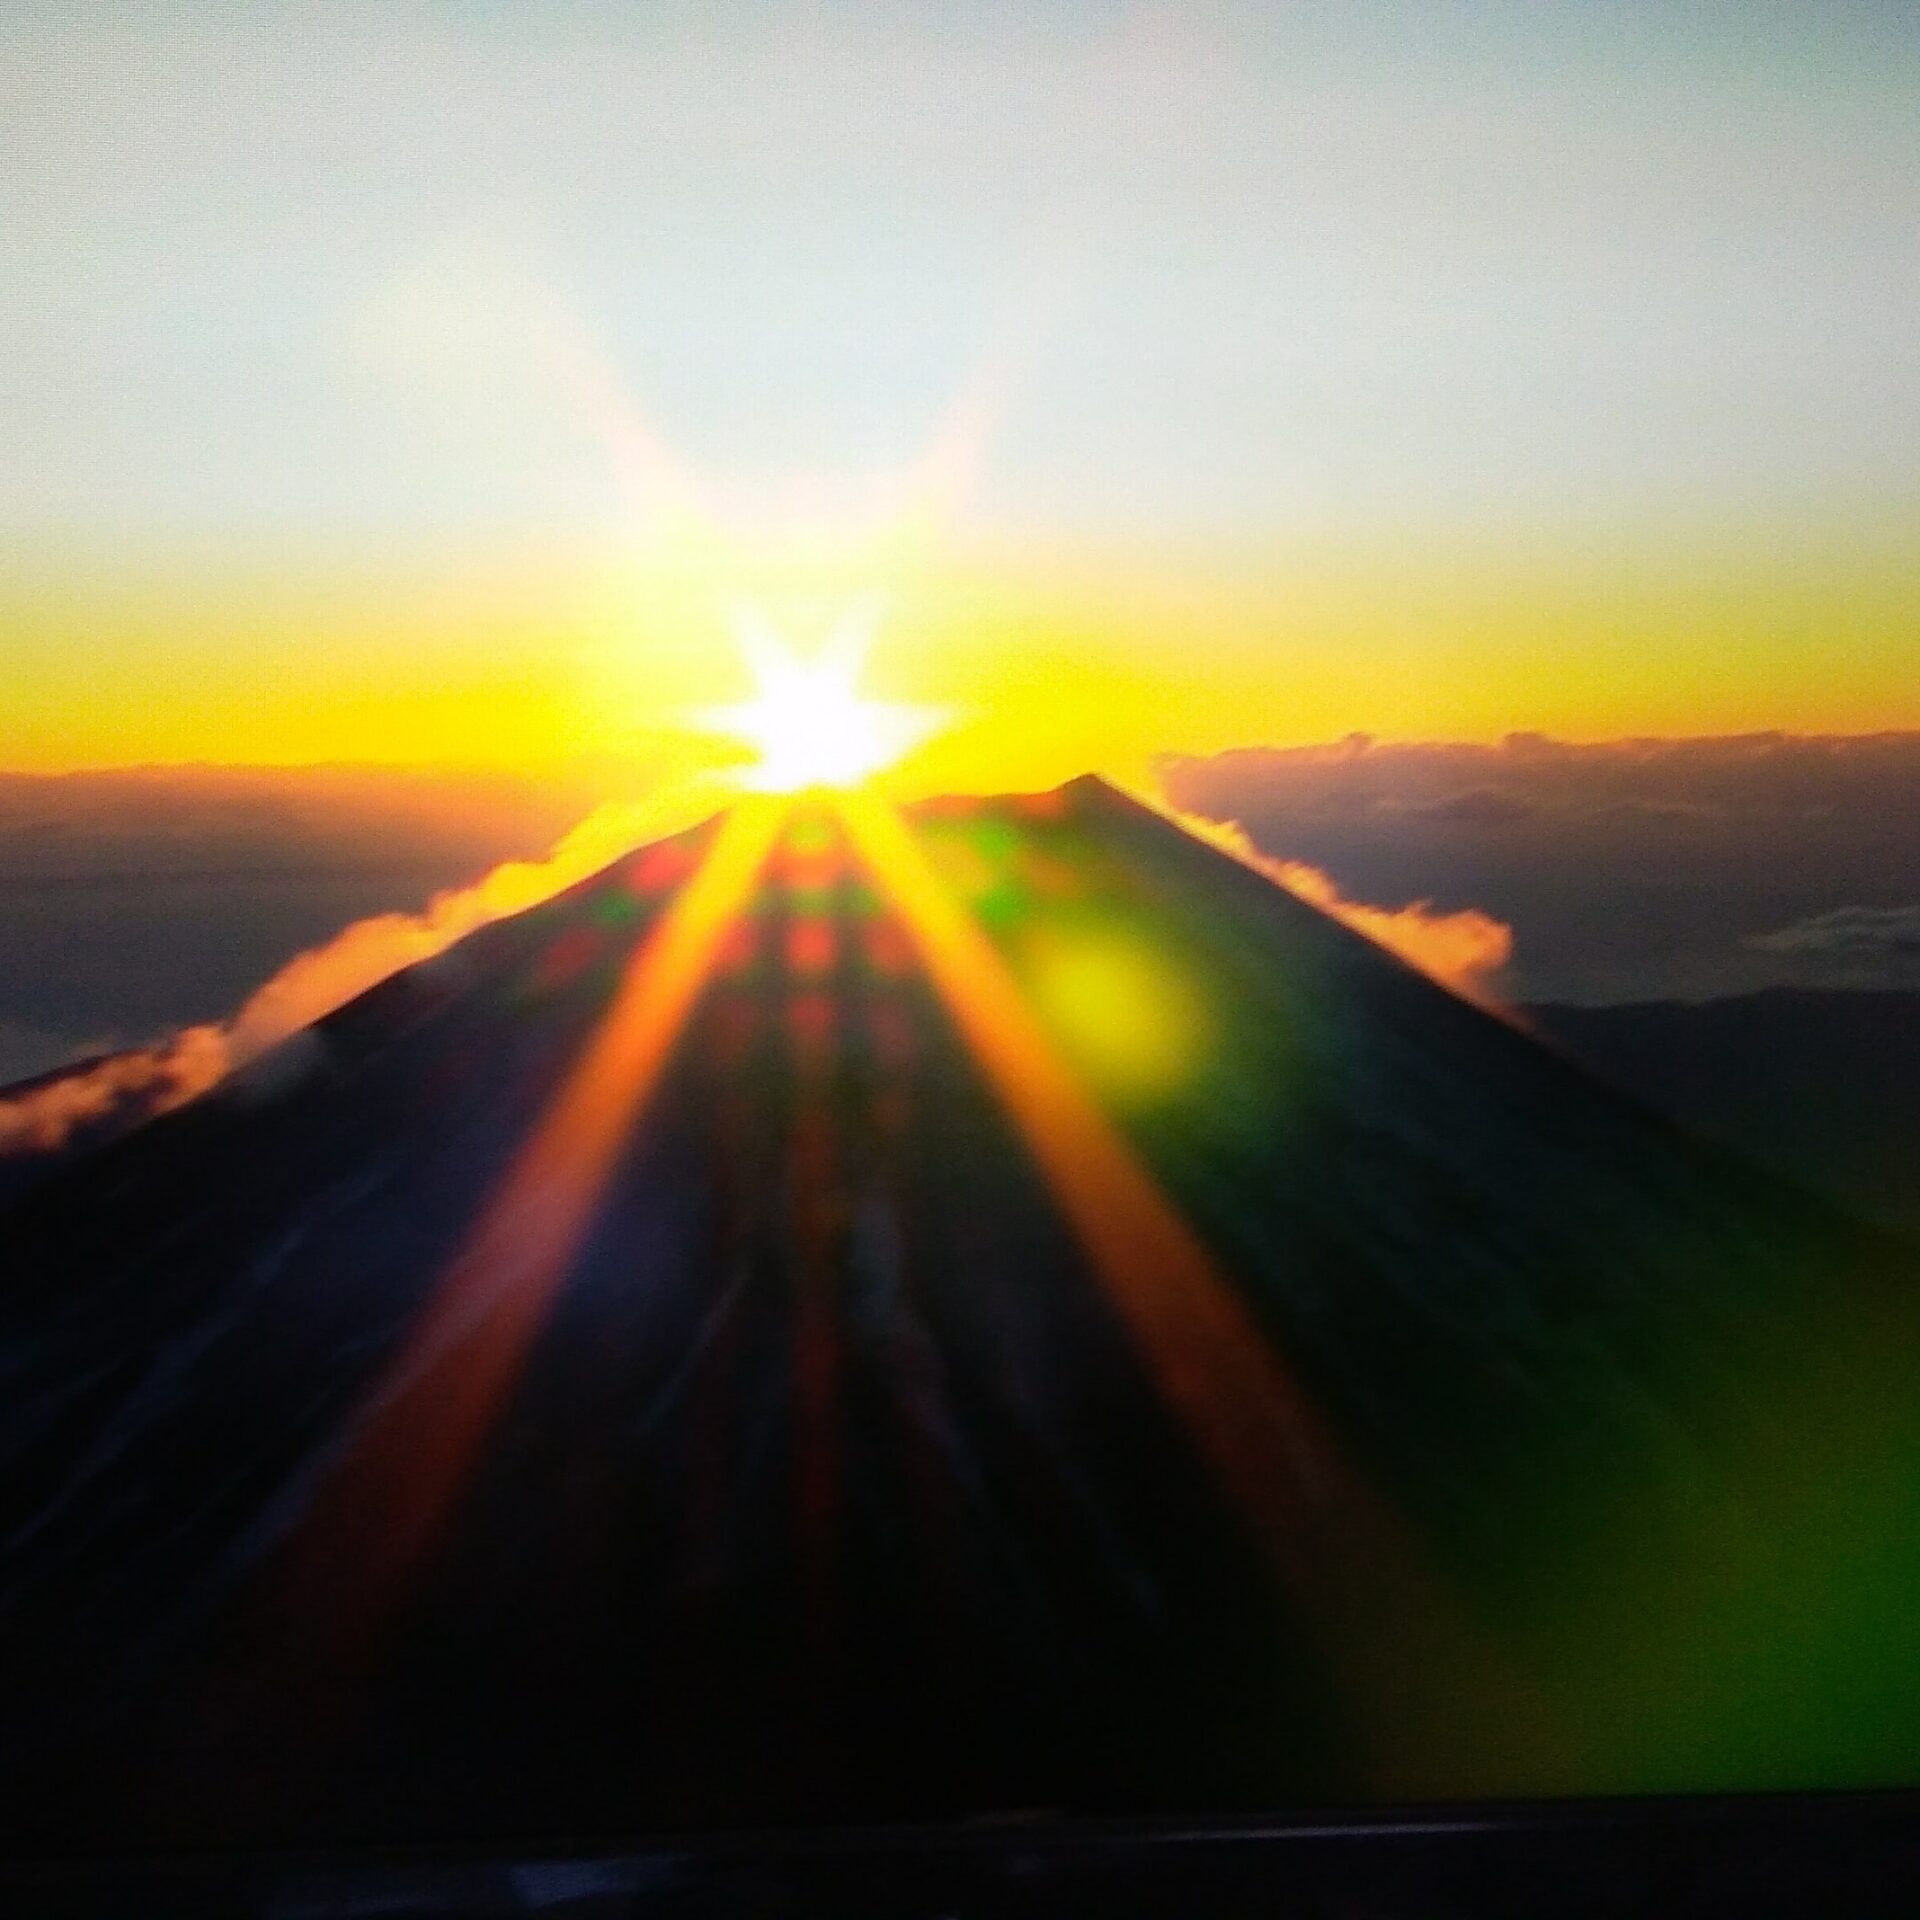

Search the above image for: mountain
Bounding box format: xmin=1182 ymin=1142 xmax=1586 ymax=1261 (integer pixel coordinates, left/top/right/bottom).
xmin=1526 ymin=989 xmax=1920 ymax=1242
xmin=2 ymin=777 xmax=1919 ymax=1854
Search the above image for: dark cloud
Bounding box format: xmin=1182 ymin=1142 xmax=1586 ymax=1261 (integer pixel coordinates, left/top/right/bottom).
xmin=1747 ymin=906 xmax=1920 ymax=988
xmin=1160 ymin=731 xmax=1920 ymax=1004
xmin=1164 ymin=730 xmax=1920 ymax=826
xmin=1412 ymin=788 xmax=1535 ymax=826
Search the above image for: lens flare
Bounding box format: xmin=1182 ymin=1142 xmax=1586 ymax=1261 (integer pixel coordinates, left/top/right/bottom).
xmin=701 ymin=596 xmax=949 ymax=792
xmin=1026 ymin=929 xmax=1211 ymax=1101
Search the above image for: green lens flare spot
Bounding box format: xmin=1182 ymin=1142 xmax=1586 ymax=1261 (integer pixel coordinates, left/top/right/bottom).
xmin=1027 ymin=930 xmax=1212 ymax=1101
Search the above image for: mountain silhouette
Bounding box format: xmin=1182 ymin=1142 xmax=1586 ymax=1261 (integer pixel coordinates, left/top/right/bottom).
xmin=2 ymin=776 xmax=1918 ymax=1852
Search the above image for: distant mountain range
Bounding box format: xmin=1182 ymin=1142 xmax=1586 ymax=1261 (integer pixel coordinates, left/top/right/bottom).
xmin=2 ymin=780 xmax=1919 ymax=1852
xmin=1528 ymin=989 xmax=1920 ymax=1241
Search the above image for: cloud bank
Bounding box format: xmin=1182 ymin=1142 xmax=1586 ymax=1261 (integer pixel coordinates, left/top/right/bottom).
xmin=1261 ymin=857 xmax=1513 ymax=1007
xmin=1162 ymin=730 xmax=1920 ymax=828
xmin=1162 ymin=731 xmax=1920 ymax=1004
xmin=1154 ymin=804 xmax=1513 ymax=1006
xmin=0 ymin=797 xmax=698 ymax=1156
xmin=1746 ymin=905 xmax=1920 ymax=988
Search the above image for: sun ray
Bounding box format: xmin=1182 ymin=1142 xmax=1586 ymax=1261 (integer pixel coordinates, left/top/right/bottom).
xmin=271 ymin=794 xmax=788 ymax=1657
xmin=835 ymin=788 xmax=1354 ymax=1570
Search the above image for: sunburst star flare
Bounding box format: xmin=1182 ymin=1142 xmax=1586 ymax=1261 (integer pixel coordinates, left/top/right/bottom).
xmin=698 ymin=596 xmax=952 ymax=793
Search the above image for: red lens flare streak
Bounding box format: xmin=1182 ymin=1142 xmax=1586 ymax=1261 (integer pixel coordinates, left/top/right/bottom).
xmin=272 ymin=796 xmax=788 ymax=1657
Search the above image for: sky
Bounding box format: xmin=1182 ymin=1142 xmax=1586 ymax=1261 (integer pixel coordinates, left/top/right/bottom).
xmin=4 ymin=0 xmax=1920 ymax=783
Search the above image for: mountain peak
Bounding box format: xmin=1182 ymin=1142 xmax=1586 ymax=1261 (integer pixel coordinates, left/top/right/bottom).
xmin=2 ymin=776 xmax=1917 ymax=1849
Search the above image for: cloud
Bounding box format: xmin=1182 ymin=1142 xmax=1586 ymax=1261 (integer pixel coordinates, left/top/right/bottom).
xmin=1162 ymin=730 xmax=1920 ymax=831
xmin=1153 ymin=801 xmax=1513 ymax=1007
xmin=1262 ymin=858 xmax=1514 ymax=1007
xmin=1160 ymin=730 xmax=1920 ymax=1004
xmin=0 ymin=795 xmax=707 ymax=1157
xmin=1746 ymin=905 xmax=1920 ymax=988
xmin=0 ymin=1026 xmax=228 ymax=1155
xmin=1413 ymin=788 xmax=1536 ymax=825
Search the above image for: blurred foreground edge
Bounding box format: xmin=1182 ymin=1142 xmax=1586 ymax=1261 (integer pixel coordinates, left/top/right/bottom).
xmin=5 ymin=1792 xmax=1920 ymax=1920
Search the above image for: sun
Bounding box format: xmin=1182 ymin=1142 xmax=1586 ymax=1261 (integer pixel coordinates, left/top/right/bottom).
xmin=701 ymin=596 xmax=949 ymax=792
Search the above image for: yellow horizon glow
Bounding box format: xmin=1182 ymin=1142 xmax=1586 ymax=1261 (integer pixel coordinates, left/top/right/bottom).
xmin=4 ymin=522 xmax=1919 ymax=786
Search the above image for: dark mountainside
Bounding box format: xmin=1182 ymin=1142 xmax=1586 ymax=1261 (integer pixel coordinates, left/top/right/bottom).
xmin=1527 ymin=990 xmax=1920 ymax=1242
xmin=2 ymin=778 xmax=1919 ymax=1855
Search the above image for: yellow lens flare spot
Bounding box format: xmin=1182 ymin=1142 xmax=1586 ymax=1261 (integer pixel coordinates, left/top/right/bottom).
xmin=1026 ymin=930 xmax=1212 ymax=1101
xmin=699 ymin=595 xmax=949 ymax=793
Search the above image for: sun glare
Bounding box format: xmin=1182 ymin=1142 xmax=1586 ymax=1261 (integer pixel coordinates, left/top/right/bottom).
xmin=702 ymin=597 xmax=948 ymax=792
